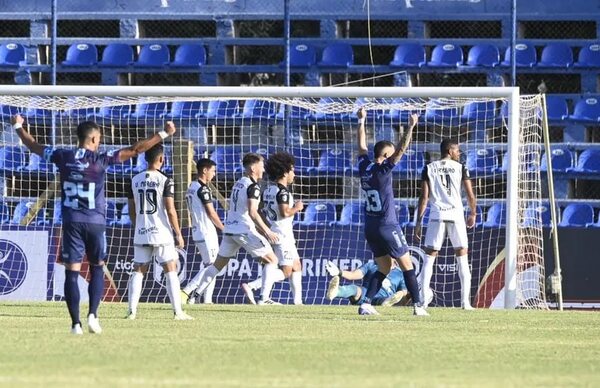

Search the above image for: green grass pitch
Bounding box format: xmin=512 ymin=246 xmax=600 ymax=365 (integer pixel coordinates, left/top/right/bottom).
xmin=1 ymin=302 xmax=599 ymax=387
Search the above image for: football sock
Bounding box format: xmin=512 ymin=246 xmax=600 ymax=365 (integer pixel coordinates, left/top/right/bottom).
xmin=203 ymin=276 xmax=216 ymax=303
xmin=337 ymin=285 xmax=359 ymax=299
xmin=88 ymin=264 xmax=104 ymax=317
xmin=249 ymin=269 xmax=285 ymax=291
xmin=247 ymin=277 xmax=262 ymax=291
xmin=260 ymin=263 xmax=278 ymax=302
xmin=403 ymin=269 xmax=422 ymax=305
xmin=165 ymin=271 xmax=183 ymax=314
xmin=365 ymin=271 xmax=387 ymax=303
xmin=420 ymin=254 xmax=435 ymax=303
xmin=457 ymin=254 xmax=472 ymax=307
xmin=128 ymin=271 xmax=144 ymax=314
xmin=192 ymin=265 xmax=220 ymax=297
xmin=290 ymin=271 xmax=303 ymax=304
xmin=183 ymin=264 xmax=206 ymax=295
xmin=64 ymin=269 xmax=81 ymax=326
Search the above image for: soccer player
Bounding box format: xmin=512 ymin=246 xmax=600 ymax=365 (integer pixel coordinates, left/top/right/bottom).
xmin=324 ymin=260 xmax=409 ymax=307
xmin=240 ymin=152 xmax=304 ymax=305
xmin=355 ymin=107 xmax=427 ymax=316
xmin=126 ymin=144 xmax=193 ymax=320
xmin=12 ymin=114 xmax=176 ymax=334
xmin=180 ymin=153 xmax=281 ymax=305
xmin=181 ymin=158 xmax=225 ymax=304
xmin=414 ymin=138 xmax=477 ymax=310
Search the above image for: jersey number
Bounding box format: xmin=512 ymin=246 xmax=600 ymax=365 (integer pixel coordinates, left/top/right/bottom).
xmin=364 ymin=189 xmax=383 ymax=212
xmin=63 ymin=181 xmax=95 ymax=210
xmin=138 ymin=188 xmax=158 ymax=214
xmin=231 ymin=187 xmax=240 ymax=212
xmin=262 ymin=200 xmax=278 ymax=221
xmin=441 ymin=174 xmax=452 ymax=196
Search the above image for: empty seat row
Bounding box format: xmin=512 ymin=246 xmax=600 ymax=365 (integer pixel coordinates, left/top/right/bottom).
xmin=547 ymin=95 xmax=600 ymax=123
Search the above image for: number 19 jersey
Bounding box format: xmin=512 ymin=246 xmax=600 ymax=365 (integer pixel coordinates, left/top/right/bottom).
xmin=357 ymin=154 xmax=398 ymax=226
xmin=422 ymin=159 xmax=469 ymax=221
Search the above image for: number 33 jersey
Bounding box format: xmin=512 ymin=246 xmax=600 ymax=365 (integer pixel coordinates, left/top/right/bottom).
xmin=421 ymin=159 xmax=469 ymax=221
xmin=357 ymin=154 xmax=398 ymax=226
xmin=128 ymin=170 xmax=175 ymax=246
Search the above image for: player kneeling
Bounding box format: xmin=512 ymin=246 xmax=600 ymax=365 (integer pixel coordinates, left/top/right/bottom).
xmin=126 ymin=144 xmax=193 ymax=320
xmin=325 ymin=261 xmax=409 ymax=308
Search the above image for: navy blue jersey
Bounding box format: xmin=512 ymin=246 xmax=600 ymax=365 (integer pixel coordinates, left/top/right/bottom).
xmin=44 ymin=147 xmax=121 ymax=225
xmin=358 ymin=154 xmax=397 ymax=226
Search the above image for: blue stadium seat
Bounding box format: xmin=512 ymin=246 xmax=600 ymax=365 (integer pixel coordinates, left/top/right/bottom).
xmin=105 ymin=201 xmax=118 ymax=225
xmin=540 ymin=148 xmax=574 ymax=173
xmin=281 ymin=43 xmax=316 ymax=68
xmin=314 ymin=97 xmax=350 ymax=121
xmin=501 ymin=43 xmax=537 ymax=67
xmin=170 ymin=44 xmax=206 ymax=68
xmin=98 ymin=44 xmax=134 ymax=67
xmin=205 ymin=100 xmax=239 ymax=119
xmin=569 ymin=97 xmax=600 ymax=122
xmin=0 ymin=146 xmax=26 ymax=172
xmin=25 ymin=100 xmax=56 ymax=125
xmin=389 ymin=43 xmax=426 ymax=68
xmin=466 ymin=148 xmax=498 ymax=176
xmin=312 ymin=148 xmax=352 ymax=174
xmin=0 ymin=201 xmax=10 ymax=224
xmin=461 ymin=101 xmax=498 ymax=122
xmin=290 ymin=147 xmax=315 ymax=175
xmin=318 ymin=43 xmax=354 ymax=68
xmin=10 ymin=200 xmax=47 ymax=226
xmin=465 ymin=44 xmax=500 ymax=67
xmin=240 ymin=99 xmax=277 ymax=119
xmin=276 ymin=104 xmax=313 ymax=120
xmin=107 ymin=156 xmax=134 ymax=175
xmin=523 ymin=201 xmax=555 ymax=228
xmin=164 ymin=100 xmax=205 ymax=119
xmin=247 ymin=145 xmax=276 ymax=160
xmin=566 ymin=149 xmax=600 ymax=176
xmin=22 ymin=153 xmax=53 ymax=173
xmin=574 ymin=44 xmax=600 ymax=67
xmin=111 ymin=203 xmax=132 ymax=226
xmin=61 ymin=43 xmax=98 ymax=67
xmin=210 ymin=146 xmax=244 ymax=174
xmin=383 ymin=98 xmax=422 ymax=123
xmin=133 ymin=147 xmax=173 ymax=174
xmin=61 ymin=97 xmax=97 ymax=119
xmin=393 ymin=149 xmax=426 ymax=176
xmin=559 ymin=203 xmax=594 ymax=227
xmin=0 ymin=104 xmax=21 ymax=119
xmin=428 ymin=44 xmax=463 ymax=67
xmin=545 ymin=95 xmax=569 ymax=121
xmin=332 ymin=202 xmax=363 ymax=226
xmin=300 ymin=203 xmax=336 ymax=225
xmin=128 ymin=102 xmax=168 ymax=120
xmin=0 ymin=43 xmax=25 ymax=67
xmin=411 ymin=206 xmax=430 ymax=227
xmin=395 ymin=203 xmax=411 ymax=227
xmin=133 ymin=44 xmax=170 ymax=68
xmin=538 ymin=43 xmax=573 ymax=68
xmin=355 ymin=97 xmax=387 ymax=122
xmin=94 ymin=103 xmax=133 ymax=122
xmin=465 ymin=205 xmax=484 ymax=226
xmin=483 ymin=203 xmax=506 ymax=227
xmin=425 ymin=99 xmax=460 ymax=125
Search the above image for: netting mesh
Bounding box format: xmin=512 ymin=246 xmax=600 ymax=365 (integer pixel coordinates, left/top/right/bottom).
xmin=0 ymin=90 xmax=546 ymax=309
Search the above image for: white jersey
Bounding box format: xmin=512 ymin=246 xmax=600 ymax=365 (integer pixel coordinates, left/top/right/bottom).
xmin=262 ymin=183 xmax=295 ymax=242
xmin=224 ymin=176 xmax=261 ymax=234
xmin=186 ymin=179 xmax=218 ymax=243
xmin=129 ymin=170 xmax=175 ymax=246
xmin=422 ymin=159 xmax=469 ymax=221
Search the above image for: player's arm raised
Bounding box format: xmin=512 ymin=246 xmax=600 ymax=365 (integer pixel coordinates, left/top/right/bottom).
xmin=415 ymin=179 xmax=430 ymax=242
xmin=463 ymin=169 xmax=477 ymax=228
xmin=356 ymin=107 xmax=368 ymax=156
xmin=204 ymin=202 xmax=225 ymax=231
xmin=11 ymin=114 xmax=45 ymax=156
xmin=389 ymin=113 xmax=418 ymax=165
xmin=248 ymin=197 xmax=279 ymax=244
xmin=117 ymin=121 xmax=177 ymax=162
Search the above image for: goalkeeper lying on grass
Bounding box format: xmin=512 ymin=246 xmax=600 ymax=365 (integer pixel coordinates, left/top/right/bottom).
xmin=325 ymin=260 xmax=410 ymax=307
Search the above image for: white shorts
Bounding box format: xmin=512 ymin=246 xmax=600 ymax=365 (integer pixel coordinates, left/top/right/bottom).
xmin=273 ymin=239 xmax=300 ymax=267
xmin=194 ymin=239 xmax=219 ymax=265
xmin=217 ymin=230 xmax=273 ymax=259
xmin=424 ymin=218 xmax=469 ymax=251
xmin=134 ymin=244 xmax=178 ymax=265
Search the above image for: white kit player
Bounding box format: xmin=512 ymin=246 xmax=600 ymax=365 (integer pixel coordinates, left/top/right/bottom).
xmin=181 ymin=153 xmax=282 ymax=305
xmin=181 ymin=158 xmax=225 ymax=304
xmin=125 ymin=144 xmax=193 ymax=320
xmin=241 ymin=152 xmax=304 ymax=305
xmin=414 ymin=138 xmax=477 ymax=310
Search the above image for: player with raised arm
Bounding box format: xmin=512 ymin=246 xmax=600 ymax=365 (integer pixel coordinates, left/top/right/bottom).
xmin=324 ymin=260 xmax=409 ymax=307
xmin=12 ymin=114 xmax=176 ymax=334
xmin=180 ymin=158 xmax=225 ymax=305
xmin=414 ymin=139 xmax=477 ymax=310
xmin=126 ymin=144 xmax=193 ymax=320
xmin=180 ymin=153 xmax=281 ymax=305
xmin=241 ymin=152 xmax=304 ymax=305
xmin=355 ymin=107 xmax=427 ymax=316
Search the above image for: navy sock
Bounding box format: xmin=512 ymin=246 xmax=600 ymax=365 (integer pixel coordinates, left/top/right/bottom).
xmin=365 ymin=271 xmax=386 ymax=304
xmin=64 ymin=269 xmax=81 ymax=327
xmin=403 ymin=269 xmax=422 ymax=305
xmin=88 ymin=265 xmax=104 ymax=317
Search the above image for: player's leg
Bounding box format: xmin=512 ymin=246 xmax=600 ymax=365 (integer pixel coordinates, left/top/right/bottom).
xmin=85 ymin=224 xmax=107 ymax=334
xmin=242 ymin=242 xmax=292 ymax=303
xmin=127 ymin=246 xmax=152 ymax=319
xmin=157 ymin=245 xmax=193 ymax=320
xmin=61 ymin=223 xmax=86 ymax=334
xmin=282 ymin=243 xmax=303 ymax=305
xmin=449 ymin=221 xmax=473 ymax=309
xmin=289 ymin=257 xmax=303 ymax=305
xmin=421 ymin=220 xmax=446 ymax=307
xmin=361 ymin=226 xmax=393 ymax=314
xmin=201 ymin=241 xmax=222 ymax=304
xmin=238 ymin=231 xmax=280 ymax=304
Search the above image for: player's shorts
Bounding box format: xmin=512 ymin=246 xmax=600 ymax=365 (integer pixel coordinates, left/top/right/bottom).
xmin=364 ymin=223 xmax=409 ymax=259
xmin=273 ymin=239 xmax=300 ymax=267
xmin=133 ymin=244 xmax=178 ymax=265
xmin=424 ymin=218 xmax=469 ymax=251
xmin=61 ymin=222 xmax=106 ymax=264
xmin=218 ymin=230 xmax=273 ymax=259
xmin=194 ymin=238 xmax=219 ymax=265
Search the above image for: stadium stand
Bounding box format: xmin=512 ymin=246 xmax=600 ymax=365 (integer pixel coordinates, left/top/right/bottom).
xmin=559 ymin=203 xmax=594 ymax=227
xmin=427 ymin=44 xmax=464 ymax=67
xmin=300 ymin=203 xmax=337 ymax=225
xmin=389 ymin=44 xmax=427 ymax=68
xmin=61 ymin=43 xmax=98 ymax=67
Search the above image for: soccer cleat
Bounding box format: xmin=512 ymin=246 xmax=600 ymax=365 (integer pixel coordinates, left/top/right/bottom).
xmin=180 ymin=290 xmax=190 ymax=305
xmin=187 ymin=295 xmax=197 ymax=305
xmin=381 ymin=290 xmax=408 ymax=307
xmin=241 ymin=283 xmax=257 ymax=305
xmin=293 ymin=300 xmax=304 ymax=306
xmin=71 ymin=323 xmax=83 ymax=335
xmin=257 ymin=299 xmax=282 ymax=305
xmin=358 ymin=303 xmax=380 ymax=315
xmin=413 ymin=305 xmax=429 ymax=316
xmin=326 ymin=276 xmax=340 ymax=301
xmin=462 ymin=303 xmax=475 ymax=310
xmin=174 ymin=311 xmax=195 ymax=320
xmin=125 ymin=311 xmax=136 ymax=320
xmin=87 ymin=314 xmax=102 ymax=334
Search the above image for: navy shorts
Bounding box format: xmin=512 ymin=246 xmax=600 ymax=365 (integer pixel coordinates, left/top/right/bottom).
xmin=61 ymin=222 xmax=107 ymax=264
xmin=365 ymin=223 xmax=409 ymax=259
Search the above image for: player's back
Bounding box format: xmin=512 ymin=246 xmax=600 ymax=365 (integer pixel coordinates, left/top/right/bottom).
xmin=186 ymin=180 xmax=218 ymax=242
xmin=130 ymin=170 xmax=174 ymax=246
xmin=357 ymin=154 xmax=397 ymax=226
xmin=224 ymin=176 xmax=260 ymax=234
xmin=423 ymin=158 xmax=468 ymax=221
xmin=262 ymin=183 xmax=294 ymax=240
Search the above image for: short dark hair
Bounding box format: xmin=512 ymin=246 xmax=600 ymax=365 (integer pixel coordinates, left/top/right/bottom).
xmin=242 ymin=153 xmax=263 ymax=169
xmin=374 ymin=140 xmax=394 ymax=158
xmin=440 ymin=138 xmax=458 ymax=156
xmin=76 ymin=121 xmax=101 ymax=143
xmin=145 ymin=144 xmax=164 ymax=163
xmin=196 ymin=158 xmax=216 ymax=174
xmin=265 ymin=152 xmax=295 ymax=180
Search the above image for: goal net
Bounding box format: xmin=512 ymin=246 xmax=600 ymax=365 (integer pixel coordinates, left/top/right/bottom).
xmin=0 ymin=86 xmax=547 ymax=309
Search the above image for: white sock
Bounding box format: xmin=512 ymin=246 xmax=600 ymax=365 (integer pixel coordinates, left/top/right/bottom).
xmin=193 ymin=265 xmax=220 ymax=298
xmin=183 ymin=263 xmax=206 ymax=295
xmin=457 ymin=254 xmax=472 ymax=307
xmin=260 ymin=263 xmax=279 ymax=302
xmin=290 ymin=271 xmax=303 ymax=304
xmin=165 ymin=271 xmax=183 ymax=314
xmin=128 ymin=272 xmax=144 ymax=314
xmin=249 ymin=269 xmax=285 ymax=291
xmin=203 ymin=278 xmax=216 ymax=303
xmin=420 ymin=254 xmax=435 ymax=306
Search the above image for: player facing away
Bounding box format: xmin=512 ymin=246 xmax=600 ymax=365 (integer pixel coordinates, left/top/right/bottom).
xmin=12 ymin=114 xmax=176 ymax=334
xmin=325 ymin=260 xmax=409 ymax=307
xmin=414 ymin=139 xmax=477 ymax=310
xmin=180 ymin=158 xmax=225 ymax=304
xmin=126 ymin=144 xmax=193 ymax=320
xmin=180 ymin=153 xmax=282 ymax=305
xmin=241 ymin=152 xmax=304 ymax=305
xmin=355 ymin=107 xmax=428 ymax=316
